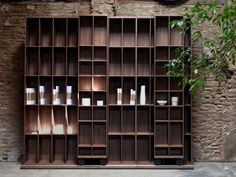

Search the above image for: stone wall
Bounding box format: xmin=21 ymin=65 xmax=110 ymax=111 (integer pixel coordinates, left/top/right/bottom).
xmin=0 ymin=0 xmax=235 ymax=162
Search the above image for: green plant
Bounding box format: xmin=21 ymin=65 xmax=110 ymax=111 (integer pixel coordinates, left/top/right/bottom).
xmin=168 ymin=0 xmax=236 ymax=95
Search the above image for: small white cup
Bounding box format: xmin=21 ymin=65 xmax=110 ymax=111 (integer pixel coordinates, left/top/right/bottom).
xmin=97 ymin=100 xmax=104 ymax=106
xmin=82 ymin=98 xmax=91 ymax=106
xmin=171 ymin=97 xmax=179 ymax=106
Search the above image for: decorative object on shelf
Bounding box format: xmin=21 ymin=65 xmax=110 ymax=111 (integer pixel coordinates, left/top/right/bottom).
xmin=67 ymin=127 xmax=73 ymax=134
xmin=171 ymin=96 xmax=178 ymax=106
xmin=157 ymin=100 xmax=167 ymax=106
xmin=140 ymin=85 xmax=146 ymax=105
xmin=82 ymin=98 xmax=91 ymax=106
xmin=53 ymin=86 xmax=60 ymax=105
xmin=66 ymin=86 xmax=73 ymax=105
xmin=39 ymin=86 xmax=45 ymax=105
xmin=53 ymin=124 xmax=64 ymax=134
xmin=97 ymin=100 xmax=104 ymax=106
xmin=130 ymin=89 xmax=136 ymax=105
xmin=117 ymin=88 xmax=122 ymax=105
xmin=26 ymin=88 xmax=36 ymax=105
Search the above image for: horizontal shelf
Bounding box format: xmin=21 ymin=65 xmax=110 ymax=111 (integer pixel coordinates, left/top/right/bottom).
xmin=77 ymin=155 xmax=107 ymax=158
xmin=155 ymin=144 xmax=183 ymax=148
xmin=154 ymin=155 xmax=184 ymax=159
xmin=78 ymin=120 xmax=107 ymax=123
xmin=78 ymin=144 xmax=106 ymax=148
xmin=155 ymin=120 xmax=183 ymax=123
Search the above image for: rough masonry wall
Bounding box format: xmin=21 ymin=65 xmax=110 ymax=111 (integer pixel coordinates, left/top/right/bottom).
xmin=0 ymin=0 xmax=235 ymax=162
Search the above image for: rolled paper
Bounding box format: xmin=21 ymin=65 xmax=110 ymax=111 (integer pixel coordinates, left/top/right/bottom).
xmin=117 ymin=88 xmax=122 ymax=105
xmin=26 ymin=88 xmax=36 ymax=105
xmin=66 ymin=86 xmax=73 ymax=105
xmin=39 ymin=86 xmax=45 ymax=105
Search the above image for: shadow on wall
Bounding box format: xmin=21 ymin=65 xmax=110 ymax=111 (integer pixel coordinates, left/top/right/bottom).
xmin=158 ymin=0 xmax=189 ymax=5
xmin=224 ymin=128 xmax=236 ymax=161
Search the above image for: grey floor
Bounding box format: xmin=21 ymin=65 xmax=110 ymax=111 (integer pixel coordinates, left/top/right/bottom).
xmin=1 ymin=162 xmax=236 ymax=177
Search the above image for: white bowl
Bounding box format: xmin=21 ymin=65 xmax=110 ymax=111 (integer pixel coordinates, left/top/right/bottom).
xmin=157 ymin=100 xmax=167 ymax=106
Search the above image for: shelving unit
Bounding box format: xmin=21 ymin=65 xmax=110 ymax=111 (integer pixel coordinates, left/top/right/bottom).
xmin=23 ymin=15 xmax=192 ymax=169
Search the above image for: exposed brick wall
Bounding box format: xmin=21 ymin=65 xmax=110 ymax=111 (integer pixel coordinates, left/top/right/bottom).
xmin=0 ymin=0 xmax=235 ymax=162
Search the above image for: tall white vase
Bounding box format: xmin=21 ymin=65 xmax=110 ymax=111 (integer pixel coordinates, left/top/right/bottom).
xmin=140 ymin=85 xmax=146 ymax=105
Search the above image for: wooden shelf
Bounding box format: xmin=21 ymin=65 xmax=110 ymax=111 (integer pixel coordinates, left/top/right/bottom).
xmin=24 ymin=15 xmax=191 ymax=168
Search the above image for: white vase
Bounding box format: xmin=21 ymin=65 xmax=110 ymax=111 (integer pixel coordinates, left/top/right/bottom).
xmin=140 ymin=85 xmax=146 ymax=105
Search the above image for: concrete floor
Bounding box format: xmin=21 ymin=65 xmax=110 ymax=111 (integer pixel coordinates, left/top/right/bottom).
xmin=1 ymin=162 xmax=236 ymax=177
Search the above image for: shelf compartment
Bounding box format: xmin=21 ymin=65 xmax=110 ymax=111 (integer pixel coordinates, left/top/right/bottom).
xmin=156 ymin=77 xmax=168 ymax=90
xmin=78 ymin=147 xmax=92 ymax=156
xmin=25 ymin=106 xmax=38 ymax=134
xmin=40 ymin=18 xmax=52 ymax=46
xmin=155 ymin=62 xmax=168 ymax=76
xmin=155 ymin=92 xmax=168 ymax=105
xmin=155 ymin=147 xmax=168 ymax=156
xmin=93 ymin=107 xmax=106 ymax=120
xmin=109 ymin=136 xmax=121 ymax=161
xmin=67 ymin=77 xmax=78 ymax=105
xmin=94 ymin=62 xmax=106 ymax=75
xmin=137 ymin=19 xmax=151 ymax=46
xmin=25 ymin=135 xmax=38 ymax=164
xmin=80 ymin=46 xmax=92 ymax=61
xmin=79 ymin=77 xmax=92 ymax=91
xmin=123 ymin=48 xmax=135 ymax=75
xmin=184 ymin=106 xmax=191 ymax=134
xmin=79 ymin=62 xmax=92 ymax=75
xmin=53 ymin=106 xmax=66 ymax=134
xmin=94 ymin=46 xmax=107 ymax=61
xmin=79 ymin=92 xmax=92 ymax=106
xmin=67 ymin=48 xmax=78 ymax=75
xmin=93 ymin=122 xmax=106 ymax=145
xmin=93 ymin=147 xmax=106 ymax=156
xmin=53 ymin=135 xmax=65 ymax=164
xmin=170 ymin=147 xmax=183 ymax=156
xmin=137 ymin=107 xmax=150 ymax=132
xmin=109 ymin=18 xmax=122 ymax=46
xmin=170 ymin=123 xmax=183 ymax=145
xmin=109 ymin=48 xmax=122 ymax=75
xmin=79 ymin=122 xmax=92 ymax=145
xmin=155 ymin=122 xmax=168 ymax=145
xmin=39 ymin=47 xmax=52 ymax=75
xmin=67 ymin=107 xmax=77 ymax=134
xmin=25 ymin=77 xmax=38 ymax=105
xmin=53 ymin=48 xmax=66 ymax=76
xmin=26 ymin=18 xmax=39 ymax=46
xmin=156 ymin=47 xmax=168 ymax=61
xmin=53 ymin=77 xmax=66 ymax=104
xmin=184 ymin=136 xmax=192 ymax=164
xmin=39 ymin=135 xmax=51 ymax=164
xmin=79 ymin=107 xmax=92 ymax=120
xmin=94 ymin=16 xmax=107 ymax=46
xmin=123 ymin=77 xmax=135 ymax=105
xmin=156 ymin=16 xmax=169 ymax=46
xmin=184 ymin=86 xmax=192 ymax=105
xmin=80 ymin=16 xmax=92 ymax=45
xmin=66 ymin=135 xmax=77 ymax=164
xmin=39 ymin=77 xmax=52 ymax=105
xmin=39 ymin=106 xmax=51 ymax=134
xmin=123 ymin=19 xmax=135 ymax=46
xmin=68 ymin=18 xmax=78 ymax=46
xmin=137 ymin=77 xmax=153 ymax=104
xmin=170 ymin=17 xmax=183 ymax=46
xmin=26 ymin=48 xmax=38 ymax=75
xmin=170 ymin=107 xmax=183 ymax=120
xmin=93 ymin=77 xmax=106 ymax=91
xmin=122 ymin=135 xmax=135 ymax=161
xmin=109 ymin=107 xmax=121 ymax=132
xmin=109 ymin=77 xmax=121 ymax=104
xmin=170 ymin=77 xmax=183 ymax=90
xmin=155 ymin=107 xmax=168 ymax=120
xmin=123 ymin=107 xmax=135 ymax=132
xmin=137 ymin=136 xmax=150 ymax=162
xmin=54 ymin=19 xmax=66 ymax=47
xmin=93 ymin=92 xmax=106 ymax=106
xmin=137 ymin=48 xmax=150 ymax=75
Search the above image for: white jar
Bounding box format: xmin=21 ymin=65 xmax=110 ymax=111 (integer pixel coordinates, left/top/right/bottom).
xmin=171 ymin=96 xmax=179 ymax=106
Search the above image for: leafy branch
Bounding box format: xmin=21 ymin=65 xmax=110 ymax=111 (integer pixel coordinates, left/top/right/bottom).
xmin=168 ymin=0 xmax=236 ymax=96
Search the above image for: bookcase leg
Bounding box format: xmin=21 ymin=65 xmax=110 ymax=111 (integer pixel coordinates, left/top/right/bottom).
xmin=176 ymin=159 xmax=184 ymax=166
xmin=100 ymin=159 xmax=108 ymax=166
xmin=154 ymin=159 xmax=161 ymax=166
xmin=78 ymin=159 xmax=85 ymax=165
